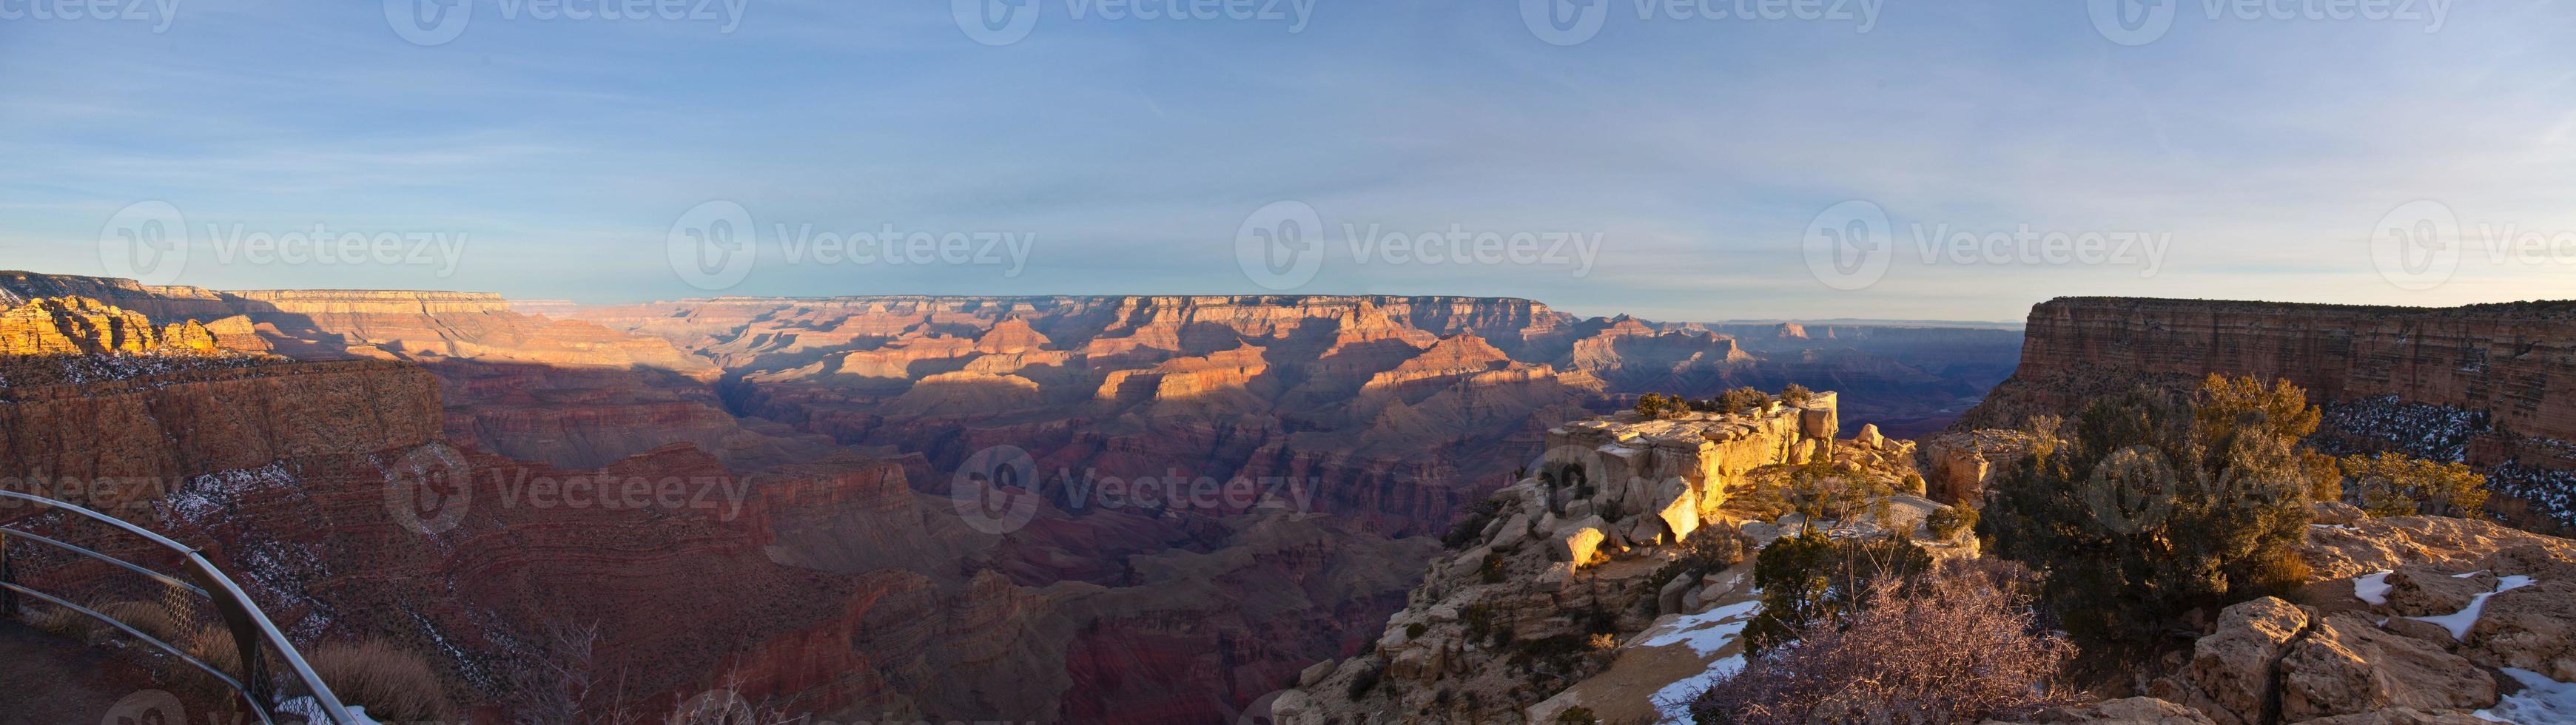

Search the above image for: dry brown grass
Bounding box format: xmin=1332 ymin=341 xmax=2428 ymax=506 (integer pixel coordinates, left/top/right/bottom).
xmin=92 ymin=598 xmax=193 ymax=645
xmin=1690 ymin=560 xmax=2083 ymax=724
xmin=308 ymin=638 xmax=458 ymax=723
xmin=21 ymin=603 xmax=107 ymax=641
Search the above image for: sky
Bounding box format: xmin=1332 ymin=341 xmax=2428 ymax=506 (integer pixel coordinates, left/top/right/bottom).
xmin=2 ymin=0 xmax=2572 ymax=322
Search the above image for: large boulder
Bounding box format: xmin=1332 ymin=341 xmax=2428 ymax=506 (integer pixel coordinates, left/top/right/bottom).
xmin=1650 ymin=476 xmax=1701 ymax=542
xmin=1297 ymin=658 xmax=1336 ymax=688
xmin=1982 ymin=697 xmax=2216 ymax=724
xmin=2276 ymin=614 xmax=2496 ymax=721
xmin=2290 ymin=710 xmax=2495 ymax=725
xmin=2461 ymin=579 xmax=2576 ymax=681
xmin=1549 ymin=515 xmax=1609 ymax=565
xmin=1490 ymin=511 xmax=1533 ymax=549
xmin=2153 ymin=597 xmax=2309 ymax=725
xmin=1856 ymin=423 xmax=1887 ymax=450
xmin=1800 ymin=405 xmax=1837 ymax=439
xmin=2381 ymin=565 xmax=2495 ymax=618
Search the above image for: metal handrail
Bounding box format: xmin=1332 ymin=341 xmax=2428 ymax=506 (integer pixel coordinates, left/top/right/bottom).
xmin=0 ymin=490 xmax=361 ymax=724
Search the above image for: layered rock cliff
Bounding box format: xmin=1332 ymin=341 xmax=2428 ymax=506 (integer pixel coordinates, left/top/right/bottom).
xmin=1960 ymin=297 xmax=2576 ymax=530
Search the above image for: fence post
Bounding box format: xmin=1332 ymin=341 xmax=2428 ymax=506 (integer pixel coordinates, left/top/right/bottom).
xmin=190 ymin=555 xmax=275 ymax=715
xmin=1 ymin=530 xmax=16 ymax=617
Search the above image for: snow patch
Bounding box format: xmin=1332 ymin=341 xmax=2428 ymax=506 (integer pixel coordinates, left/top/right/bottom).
xmin=2353 ymin=570 xmax=2393 ymax=605
xmin=2475 ymin=667 xmax=2576 ymax=724
xmin=1637 ymin=599 xmax=1761 ymax=655
xmin=2410 ymin=576 xmax=2538 ymax=641
xmin=1652 ymin=654 xmax=1743 ymax=724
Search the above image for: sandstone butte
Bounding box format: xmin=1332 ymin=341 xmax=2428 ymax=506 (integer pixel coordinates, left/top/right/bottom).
xmin=10 ymin=272 xmax=2574 ymax=725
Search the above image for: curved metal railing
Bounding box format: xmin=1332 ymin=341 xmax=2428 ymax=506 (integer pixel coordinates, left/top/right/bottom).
xmin=0 ymin=490 xmax=359 ymax=724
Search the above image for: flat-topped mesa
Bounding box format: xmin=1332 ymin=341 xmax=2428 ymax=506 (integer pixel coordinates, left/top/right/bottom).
xmin=1541 ymin=391 xmax=1840 ymax=547
xmin=223 ymin=289 xmax=515 ymax=315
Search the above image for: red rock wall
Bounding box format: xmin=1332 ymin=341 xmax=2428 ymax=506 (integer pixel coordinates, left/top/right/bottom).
xmin=1961 ymin=297 xmax=2576 ymax=442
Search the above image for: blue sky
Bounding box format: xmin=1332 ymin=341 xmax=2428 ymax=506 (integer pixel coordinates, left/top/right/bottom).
xmin=3 ymin=0 xmax=2572 ymax=321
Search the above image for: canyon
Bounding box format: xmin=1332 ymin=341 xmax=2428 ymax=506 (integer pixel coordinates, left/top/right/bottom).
xmin=0 ymin=272 xmax=2018 ymax=724
xmin=12 ymin=278 xmax=2576 ymax=724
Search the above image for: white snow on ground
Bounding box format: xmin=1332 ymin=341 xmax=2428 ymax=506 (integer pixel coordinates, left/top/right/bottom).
xmin=2475 ymin=668 xmax=2576 ymax=724
xmin=2354 ymin=570 xmax=2394 ymax=604
xmin=2411 ymin=576 xmax=2537 ymax=641
xmin=1637 ymin=600 xmax=1762 ymax=655
xmin=1652 ymin=654 xmax=1745 ymax=724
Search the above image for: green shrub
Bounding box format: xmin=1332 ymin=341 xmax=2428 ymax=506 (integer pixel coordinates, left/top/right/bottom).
xmin=1981 ymin=375 xmax=2316 ymax=647
xmin=1925 ymin=505 xmax=1978 ymax=542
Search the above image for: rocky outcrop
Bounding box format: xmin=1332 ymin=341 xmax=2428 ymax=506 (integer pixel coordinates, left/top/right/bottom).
xmin=1273 ymin=407 xmax=1919 ymax=724
xmin=1541 ymin=396 xmax=1841 ymax=544
xmin=0 ymin=296 xmax=270 ymax=357
xmin=2149 ymin=598 xmax=2497 ymax=725
xmin=1921 ymin=428 xmax=2048 ymax=505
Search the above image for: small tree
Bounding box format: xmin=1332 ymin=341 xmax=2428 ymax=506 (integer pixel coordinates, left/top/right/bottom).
xmin=1780 ymin=383 xmax=1814 ymax=405
xmin=1692 ymin=562 xmax=2080 ymax=725
xmin=1635 ymin=393 xmax=1669 ymax=419
xmin=2344 ymin=452 xmax=2489 ymax=517
xmin=1924 ymin=505 xmax=1977 ymax=542
xmin=1980 ymin=375 xmax=2316 ymax=647
xmin=1781 ymin=453 xmax=1896 ymax=536
xmin=1741 ymin=533 xmax=1930 ymax=655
